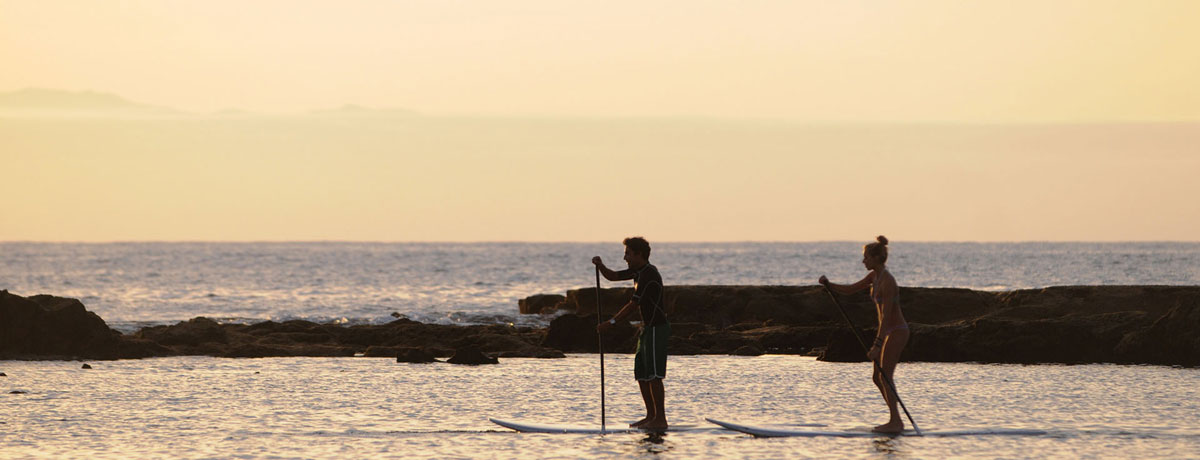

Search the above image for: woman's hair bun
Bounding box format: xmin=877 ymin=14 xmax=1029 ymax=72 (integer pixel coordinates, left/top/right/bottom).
xmin=876 ymin=235 xmax=889 ymax=246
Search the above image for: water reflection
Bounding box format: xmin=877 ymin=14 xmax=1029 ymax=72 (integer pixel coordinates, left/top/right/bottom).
xmin=872 ymin=437 xmax=903 ymax=455
xmin=637 ymin=432 xmax=671 ymax=455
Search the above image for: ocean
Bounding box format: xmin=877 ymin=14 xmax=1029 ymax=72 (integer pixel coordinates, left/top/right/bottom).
xmin=2 ymin=241 xmax=1198 ymax=332
xmin=2 ymin=355 xmax=1197 ymax=458
xmin=3 ymin=242 xmax=1199 ymax=458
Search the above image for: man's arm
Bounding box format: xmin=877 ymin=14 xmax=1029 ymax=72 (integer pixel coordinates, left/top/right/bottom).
xmin=597 ymin=300 xmax=638 ymax=332
xmin=592 ymin=257 xmax=634 ymax=281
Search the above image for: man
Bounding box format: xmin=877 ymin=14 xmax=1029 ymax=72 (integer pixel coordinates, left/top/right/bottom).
xmin=593 ymin=236 xmax=670 ymax=430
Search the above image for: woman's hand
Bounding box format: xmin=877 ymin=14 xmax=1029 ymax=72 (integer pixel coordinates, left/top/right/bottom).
xmin=818 ymin=275 xmax=829 ymax=286
xmin=867 ymin=345 xmax=881 ymax=362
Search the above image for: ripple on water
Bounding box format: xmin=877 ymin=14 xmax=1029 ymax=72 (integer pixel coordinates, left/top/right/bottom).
xmin=1 ymin=356 xmax=1198 ymax=458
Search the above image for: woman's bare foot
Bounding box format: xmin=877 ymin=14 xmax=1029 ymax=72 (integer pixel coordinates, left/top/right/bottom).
xmin=872 ymin=421 xmax=904 ymax=433
xmin=639 ymin=417 xmax=668 ymax=431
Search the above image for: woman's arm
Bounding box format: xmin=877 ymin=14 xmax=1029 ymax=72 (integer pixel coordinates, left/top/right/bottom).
xmin=819 ymin=272 xmax=874 ymax=295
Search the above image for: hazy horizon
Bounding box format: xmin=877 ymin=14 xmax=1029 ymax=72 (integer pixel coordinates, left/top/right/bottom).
xmin=2 ymin=1 xmax=1198 ymax=242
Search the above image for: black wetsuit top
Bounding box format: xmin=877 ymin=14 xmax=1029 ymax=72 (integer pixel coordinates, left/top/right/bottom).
xmin=614 ymin=263 xmax=667 ymax=327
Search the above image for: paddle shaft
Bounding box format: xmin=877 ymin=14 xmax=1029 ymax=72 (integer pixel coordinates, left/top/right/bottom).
xmin=821 ymin=285 xmax=921 ymax=435
xmin=596 ymin=267 xmax=606 ymax=434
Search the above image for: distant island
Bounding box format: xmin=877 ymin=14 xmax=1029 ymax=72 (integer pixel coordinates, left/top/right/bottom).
xmin=0 ymin=88 xmax=418 ymax=118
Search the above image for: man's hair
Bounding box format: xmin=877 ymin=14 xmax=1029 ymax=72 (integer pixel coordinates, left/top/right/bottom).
xmin=623 ymin=236 xmax=651 ymax=259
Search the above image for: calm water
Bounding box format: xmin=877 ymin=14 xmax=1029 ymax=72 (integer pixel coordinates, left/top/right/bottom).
xmin=2 ymin=242 xmax=1198 ymax=333
xmin=4 ymin=243 xmax=1198 ymax=458
xmin=2 ymin=355 xmax=1197 ymax=459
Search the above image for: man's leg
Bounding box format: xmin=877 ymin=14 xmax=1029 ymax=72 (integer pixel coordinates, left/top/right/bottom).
xmin=631 ymin=380 xmax=654 ymax=427
xmin=640 ymin=323 xmax=670 ymax=430
xmin=631 ymin=328 xmax=654 ymax=427
xmin=642 ymin=378 xmax=667 ymax=429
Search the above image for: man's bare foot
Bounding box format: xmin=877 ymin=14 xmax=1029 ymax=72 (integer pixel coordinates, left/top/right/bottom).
xmin=629 ymin=418 xmax=649 ymax=428
xmin=639 ymin=418 xmax=668 ymax=431
xmin=872 ymin=421 xmax=904 ymax=433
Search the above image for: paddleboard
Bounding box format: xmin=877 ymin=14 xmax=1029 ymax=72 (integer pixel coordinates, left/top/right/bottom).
xmin=490 ymin=418 xmax=699 ymax=434
xmin=706 ymin=418 xmax=1047 ymax=438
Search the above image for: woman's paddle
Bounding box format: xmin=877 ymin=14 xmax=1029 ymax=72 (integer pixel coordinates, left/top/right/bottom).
xmin=821 ymin=284 xmax=921 ymax=435
xmin=596 ymin=266 xmax=607 ymax=434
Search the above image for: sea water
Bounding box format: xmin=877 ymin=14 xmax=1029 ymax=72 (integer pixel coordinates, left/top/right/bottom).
xmin=2 ymin=355 xmax=1197 ymax=459
xmin=3 ymin=242 xmax=1199 ymax=458
xmin=2 ymin=242 xmax=1198 ymax=332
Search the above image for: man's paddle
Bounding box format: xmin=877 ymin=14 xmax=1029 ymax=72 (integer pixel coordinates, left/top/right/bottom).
xmin=596 ymin=266 xmax=606 ymax=434
xmin=820 ymin=283 xmax=921 ymax=435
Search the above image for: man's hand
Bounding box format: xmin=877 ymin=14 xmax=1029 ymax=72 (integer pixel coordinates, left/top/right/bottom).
xmin=597 ymin=320 xmax=614 ymax=333
xmin=592 ymin=256 xmax=604 ymax=267
xmin=818 ymin=275 xmax=829 ymax=286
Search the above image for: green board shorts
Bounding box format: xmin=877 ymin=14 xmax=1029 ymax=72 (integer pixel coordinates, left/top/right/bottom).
xmin=634 ymin=323 xmax=670 ymax=381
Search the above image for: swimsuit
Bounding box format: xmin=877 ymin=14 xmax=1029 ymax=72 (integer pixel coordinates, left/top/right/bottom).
xmin=872 ymin=271 xmax=908 ymax=338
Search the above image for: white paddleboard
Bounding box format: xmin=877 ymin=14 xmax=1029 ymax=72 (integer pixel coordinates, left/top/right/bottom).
xmin=706 ymin=418 xmax=1046 ymax=438
xmin=490 ymin=418 xmax=698 ymax=434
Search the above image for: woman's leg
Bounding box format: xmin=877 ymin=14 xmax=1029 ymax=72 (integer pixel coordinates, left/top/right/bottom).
xmin=873 ymin=328 xmax=910 ymax=433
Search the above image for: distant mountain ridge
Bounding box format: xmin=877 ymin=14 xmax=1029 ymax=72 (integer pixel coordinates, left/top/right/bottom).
xmin=0 ymin=88 xmax=152 ymax=109
xmin=0 ymin=88 xmax=418 ymax=117
xmin=309 ymin=104 xmax=419 ymax=117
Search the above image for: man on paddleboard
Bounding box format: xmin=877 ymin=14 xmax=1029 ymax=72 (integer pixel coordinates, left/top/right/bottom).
xmin=594 ymin=236 xmax=670 ymax=430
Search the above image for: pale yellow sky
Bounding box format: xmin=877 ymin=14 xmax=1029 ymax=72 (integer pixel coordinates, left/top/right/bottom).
xmin=2 ymin=0 xmax=1198 ymax=121
xmin=1 ymin=1 xmax=1199 ymax=242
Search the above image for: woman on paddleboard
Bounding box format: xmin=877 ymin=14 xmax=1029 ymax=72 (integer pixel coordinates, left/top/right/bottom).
xmin=819 ymin=236 xmax=909 ymax=433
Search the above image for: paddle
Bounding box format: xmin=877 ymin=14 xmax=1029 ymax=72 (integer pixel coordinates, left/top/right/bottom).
xmin=596 ymin=266 xmax=606 ymax=434
xmin=820 ymin=283 xmax=921 ymax=435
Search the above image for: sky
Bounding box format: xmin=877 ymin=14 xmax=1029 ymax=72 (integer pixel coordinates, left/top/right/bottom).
xmin=1 ymin=1 xmax=1198 ymax=242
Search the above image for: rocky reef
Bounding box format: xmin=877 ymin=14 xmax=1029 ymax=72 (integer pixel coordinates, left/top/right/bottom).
xmin=0 ymin=290 xmax=562 ymax=361
xmin=529 ymin=285 xmax=1200 ymax=366
xmin=2 ymin=286 xmax=1197 ymax=366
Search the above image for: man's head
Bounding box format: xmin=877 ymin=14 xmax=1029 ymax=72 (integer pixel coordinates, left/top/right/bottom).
xmin=622 ymin=236 xmax=651 ymax=268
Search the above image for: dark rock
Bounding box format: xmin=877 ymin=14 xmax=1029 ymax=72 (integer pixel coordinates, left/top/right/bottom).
xmin=135 ymin=317 xmax=227 ymax=346
xmin=1115 ymin=304 xmax=1200 ymax=366
xmin=116 ymin=338 xmax=172 ymax=359
xmin=0 ymin=373 xmax=6 ymax=377
xmin=817 ymin=329 xmax=871 ymax=363
xmin=727 ymin=322 xmax=767 ymax=332
xmin=8 ymin=285 xmax=1200 ymax=365
xmin=0 ymin=291 xmax=121 ymax=359
xmin=542 ymin=313 xmax=637 ymax=353
xmin=518 ymin=294 xmax=565 ymax=314
xmin=446 ymin=346 xmax=498 ymax=365
xmin=498 ymin=348 xmax=566 ymax=359
xmin=731 ymin=345 xmax=764 ymax=356
xmin=10 ymin=390 xmax=26 ymax=394
xmin=689 ymin=330 xmax=757 ymax=353
xmin=81 ymin=364 xmax=92 ymax=369
xmin=395 ymin=347 xmax=437 ymax=363
xmin=458 ymin=333 xmax=565 ymax=358
xmin=667 ymin=322 xmax=712 ymax=339
xmin=563 ymin=288 xmax=634 ymax=316
xmin=220 ymin=343 xmax=290 ymax=358
xmin=542 ymin=314 xmax=598 ymax=352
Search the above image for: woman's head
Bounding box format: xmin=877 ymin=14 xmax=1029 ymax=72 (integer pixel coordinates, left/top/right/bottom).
xmin=862 ymin=235 xmax=889 ymax=269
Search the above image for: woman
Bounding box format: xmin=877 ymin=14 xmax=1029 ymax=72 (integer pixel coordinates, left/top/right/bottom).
xmin=819 ymin=235 xmax=909 ymax=433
